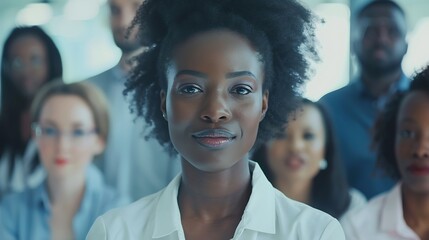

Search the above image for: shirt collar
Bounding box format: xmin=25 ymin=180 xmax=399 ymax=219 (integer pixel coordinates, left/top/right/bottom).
xmin=355 ymin=73 xmax=409 ymax=94
xmin=152 ymin=161 xmax=277 ymax=238
xmin=34 ymin=180 xmax=50 ymax=212
xmin=239 ymin=161 xmax=276 ymax=234
xmin=78 ymin=164 xmax=104 ymax=214
xmin=380 ymin=183 xmax=418 ymax=238
xmin=354 ymin=73 xmax=409 ymax=108
xmin=152 ymin=173 xmax=182 ymax=238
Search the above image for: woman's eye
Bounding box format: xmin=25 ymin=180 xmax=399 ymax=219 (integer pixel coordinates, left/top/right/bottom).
xmin=31 ymin=55 xmax=44 ymax=67
xmin=398 ymin=129 xmax=415 ymax=139
xmin=10 ymin=58 xmax=23 ymax=70
xmin=232 ymin=86 xmax=252 ymax=95
xmin=303 ymin=132 xmax=315 ymax=140
xmin=42 ymin=127 xmax=58 ymax=137
xmin=179 ymin=85 xmax=202 ymax=94
xmin=72 ymin=129 xmax=86 ymax=138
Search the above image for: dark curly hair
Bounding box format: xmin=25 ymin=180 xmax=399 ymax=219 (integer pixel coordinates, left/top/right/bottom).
xmin=374 ymin=65 xmax=429 ymax=180
xmin=125 ymin=0 xmax=319 ymax=153
xmin=252 ymin=99 xmax=351 ymax=219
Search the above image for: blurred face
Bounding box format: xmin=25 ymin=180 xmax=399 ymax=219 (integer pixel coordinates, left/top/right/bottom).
xmin=162 ymin=30 xmax=268 ymax=173
xmin=108 ymin=0 xmax=142 ymax=53
xmin=354 ymin=5 xmax=407 ymax=75
xmin=35 ymin=95 xmax=104 ymax=178
xmin=395 ymin=91 xmax=429 ymax=193
xmin=7 ymin=35 xmax=49 ymax=99
xmin=266 ymin=105 xmax=326 ymax=182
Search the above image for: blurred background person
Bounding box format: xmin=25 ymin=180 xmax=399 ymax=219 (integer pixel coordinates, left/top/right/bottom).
xmin=342 ymin=65 xmax=429 ymax=240
xmin=319 ymin=0 xmax=409 ymax=199
xmin=0 ymin=81 xmax=129 ymax=240
xmin=252 ymin=99 xmax=366 ymax=221
xmin=0 ymin=26 xmax=62 ymax=199
xmin=87 ymin=0 xmax=181 ymax=200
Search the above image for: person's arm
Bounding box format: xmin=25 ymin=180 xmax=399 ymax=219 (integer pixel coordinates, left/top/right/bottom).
xmin=320 ymin=219 xmax=345 ymax=240
xmin=86 ymin=216 xmax=107 ymax=240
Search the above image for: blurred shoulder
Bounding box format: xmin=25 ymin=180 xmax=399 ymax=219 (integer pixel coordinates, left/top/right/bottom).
xmin=319 ymin=83 xmax=357 ymax=105
xmin=274 ymin=190 xmax=345 ymax=239
xmin=340 ymin=189 xmax=391 ymax=238
xmin=86 ymin=67 xmax=116 ymax=87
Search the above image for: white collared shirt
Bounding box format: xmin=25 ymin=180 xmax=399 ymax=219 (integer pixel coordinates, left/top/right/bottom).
xmin=87 ymin=161 xmax=344 ymax=240
xmin=341 ymin=183 xmax=420 ymax=240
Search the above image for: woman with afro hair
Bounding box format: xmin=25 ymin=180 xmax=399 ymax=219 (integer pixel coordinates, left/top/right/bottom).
xmin=87 ymin=0 xmax=345 ymax=239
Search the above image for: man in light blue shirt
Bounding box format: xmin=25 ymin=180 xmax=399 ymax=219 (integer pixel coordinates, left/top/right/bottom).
xmin=319 ymin=0 xmax=408 ymax=199
xmin=0 ymin=165 xmax=129 ymax=240
xmin=88 ymin=0 xmax=181 ymax=200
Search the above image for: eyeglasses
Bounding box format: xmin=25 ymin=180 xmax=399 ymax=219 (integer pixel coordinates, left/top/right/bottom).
xmin=7 ymin=56 xmax=46 ymax=73
xmin=32 ymin=123 xmax=98 ymax=146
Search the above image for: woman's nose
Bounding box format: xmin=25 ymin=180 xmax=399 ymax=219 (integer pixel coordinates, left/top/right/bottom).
xmin=200 ymin=90 xmax=232 ymax=123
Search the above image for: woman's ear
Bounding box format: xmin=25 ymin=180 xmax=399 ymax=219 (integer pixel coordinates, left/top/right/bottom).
xmin=160 ymin=90 xmax=167 ymax=120
xmin=261 ymin=90 xmax=269 ymax=121
xmin=93 ymin=137 xmax=106 ymax=156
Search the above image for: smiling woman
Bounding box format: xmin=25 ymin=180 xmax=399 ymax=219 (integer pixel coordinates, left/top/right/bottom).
xmin=86 ymin=0 xmax=346 ymax=239
xmin=164 ymin=30 xmax=267 ymax=173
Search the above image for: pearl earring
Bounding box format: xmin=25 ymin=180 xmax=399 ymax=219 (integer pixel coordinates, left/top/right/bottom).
xmin=162 ymin=112 xmax=167 ymax=120
xmin=319 ymin=159 xmax=328 ymax=170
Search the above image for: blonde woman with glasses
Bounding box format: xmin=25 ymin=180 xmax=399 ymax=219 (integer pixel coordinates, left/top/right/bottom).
xmin=0 ymin=81 xmax=129 ymax=240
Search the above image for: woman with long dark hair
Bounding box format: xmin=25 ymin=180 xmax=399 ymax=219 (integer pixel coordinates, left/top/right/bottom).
xmin=252 ymin=99 xmax=366 ymax=220
xmin=0 ymin=26 xmax=63 ymax=198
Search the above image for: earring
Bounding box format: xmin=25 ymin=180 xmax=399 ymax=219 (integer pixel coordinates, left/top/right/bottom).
xmin=261 ymin=111 xmax=267 ymax=121
xmin=162 ymin=112 xmax=167 ymax=120
xmin=319 ymin=159 xmax=328 ymax=170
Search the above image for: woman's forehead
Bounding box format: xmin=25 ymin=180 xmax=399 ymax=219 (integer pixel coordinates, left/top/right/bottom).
xmin=399 ymin=91 xmax=429 ymax=118
xmin=168 ymin=30 xmax=264 ymax=79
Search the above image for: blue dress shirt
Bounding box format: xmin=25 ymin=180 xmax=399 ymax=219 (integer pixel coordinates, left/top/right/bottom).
xmin=0 ymin=164 xmax=130 ymax=240
xmin=319 ymin=75 xmax=409 ymax=199
xmin=88 ymin=65 xmax=181 ymax=200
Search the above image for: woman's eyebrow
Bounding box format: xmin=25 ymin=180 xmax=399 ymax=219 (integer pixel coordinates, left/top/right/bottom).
xmin=175 ymin=70 xmax=257 ymax=80
xmin=39 ymin=120 xmax=57 ymax=127
xmin=226 ymin=71 xmax=257 ymax=79
xmin=175 ymin=70 xmax=207 ymax=79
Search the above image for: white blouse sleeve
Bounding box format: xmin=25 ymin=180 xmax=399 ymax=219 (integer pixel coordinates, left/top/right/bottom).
xmin=86 ymin=216 xmax=107 ymax=240
xmin=320 ymin=219 xmax=346 ymax=240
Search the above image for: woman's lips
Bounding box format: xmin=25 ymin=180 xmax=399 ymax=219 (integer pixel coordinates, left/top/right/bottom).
xmin=285 ymin=156 xmax=305 ymax=170
xmin=55 ymin=158 xmax=68 ymax=166
xmin=407 ymin=165 xmax=429 ymax=176
xmin=192 ymin=129 xmax=236 ymax=149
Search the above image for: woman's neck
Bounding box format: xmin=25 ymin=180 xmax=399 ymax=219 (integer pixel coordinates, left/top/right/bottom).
xmin=47 ymin=171 xmax=86 ymax=208
xmin=178 ymin=159 xmax=252 ymax=221
xmin=48 ymin=171 xmax=86 ymax=240
xmin=402 ymin=185 xmax=429 ymax=239
xmin=275 ymin=178 xmax=312 ymax=204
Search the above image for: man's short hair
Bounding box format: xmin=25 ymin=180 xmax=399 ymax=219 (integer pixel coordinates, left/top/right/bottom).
xmin=357 ymin=0 xmax=405 ymax=19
